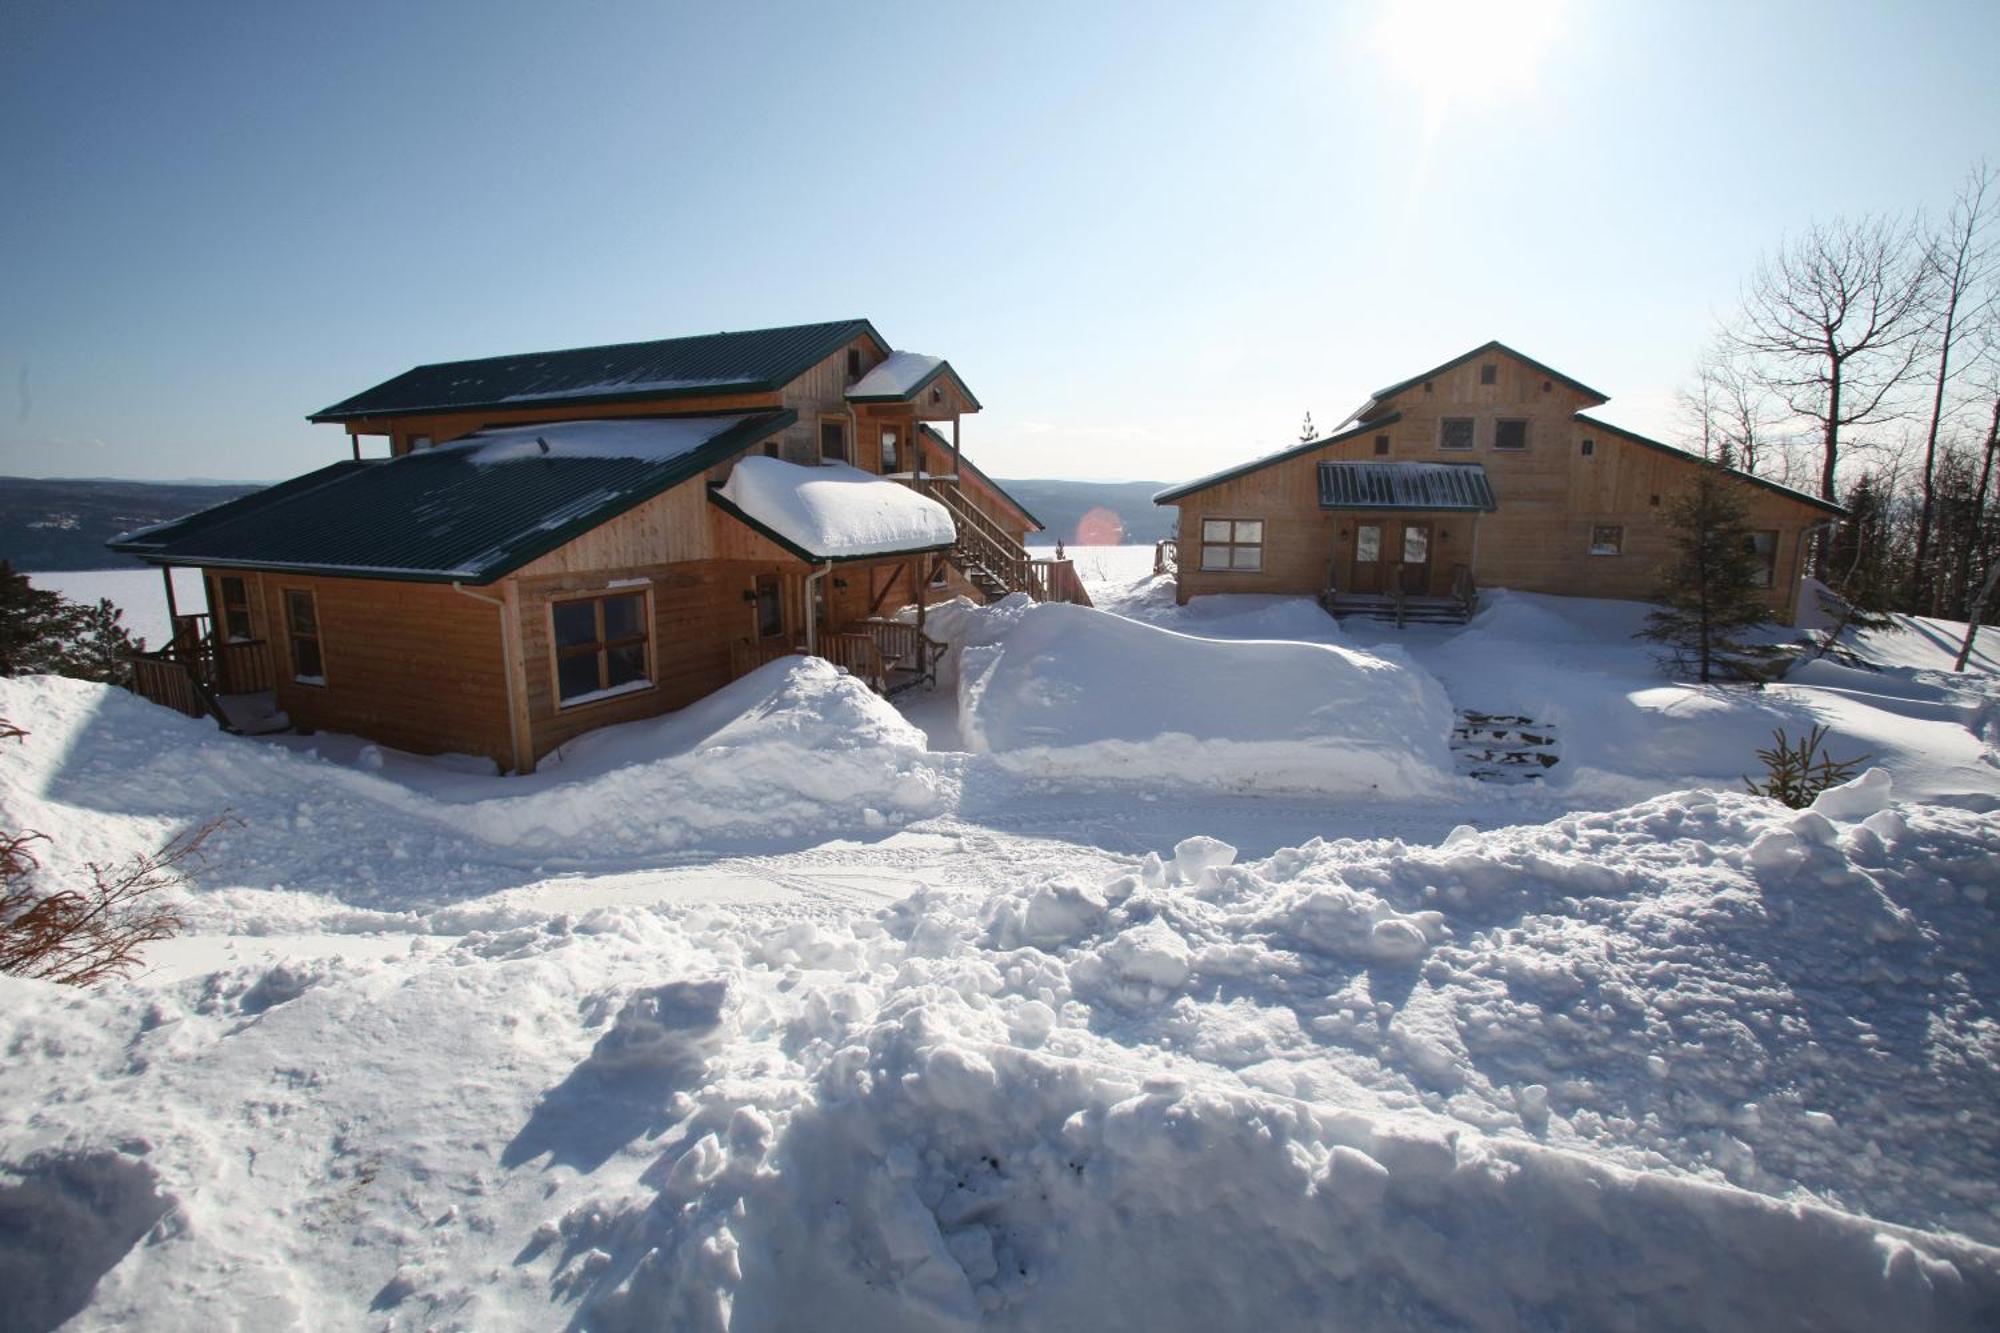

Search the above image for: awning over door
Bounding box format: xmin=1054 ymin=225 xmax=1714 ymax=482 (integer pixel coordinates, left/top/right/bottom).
xmin=1317 ymin=461 xmax=1496 ymax=511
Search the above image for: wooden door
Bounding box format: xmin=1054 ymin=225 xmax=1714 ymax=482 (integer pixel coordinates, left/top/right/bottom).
xmin=1399 ymin=521 xmax=1433 ymax=595
xmin=1350 ymin=521 xmax=1385 ymax=594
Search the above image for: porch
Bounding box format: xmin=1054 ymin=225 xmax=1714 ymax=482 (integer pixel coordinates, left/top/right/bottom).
xmin=1318 ymin=461 xmax=1494 ymax=627
xmin=730 ymin=614 xmax=946 ymax=698
xmin=125 ymin=609 xmax=288 ymax=732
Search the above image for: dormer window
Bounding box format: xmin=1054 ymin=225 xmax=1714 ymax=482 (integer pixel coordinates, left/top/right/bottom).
xmin=1480 ymin=364 xmax=1497 ymax=385
xmin=846 ymin=348 xmax=862 ymax=382
xmin=930 ymin=386 xmax=943 ymax=404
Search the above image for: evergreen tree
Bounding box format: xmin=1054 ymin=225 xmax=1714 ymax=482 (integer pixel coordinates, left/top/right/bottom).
xmin=1636 ymin=462 xmax=1784 ymax=682
xmin=1812 ymin=474 xmax=1896 ymax=656
xmin=0 ymin=563 xmax=142 ymax=682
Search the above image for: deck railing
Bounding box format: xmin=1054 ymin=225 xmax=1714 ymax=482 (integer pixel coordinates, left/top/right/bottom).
xmin=1154 ymin=538 xmax=1178 ymax=576
xmin=128 ymin=652 xmax=210 ymax=720
xmin=125 ymin=626 xmax=274 ymax=724
xmin=730 ymin=618 xmax=945 ymax=696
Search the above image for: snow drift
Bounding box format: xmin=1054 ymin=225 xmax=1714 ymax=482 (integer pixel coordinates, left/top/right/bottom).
xmin=4 ymin=777 xmax=1996 ymax=1329
xmin=0 ymin=662 xmax=946 ymax=909
xmin=925 ymin=596 xmax=1457 ymax=796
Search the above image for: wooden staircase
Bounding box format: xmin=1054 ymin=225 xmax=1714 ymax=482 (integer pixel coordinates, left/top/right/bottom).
xmin=1451 ymin=710 xmax=1560 ymax=784
xmin=1323 ymin=564 xmax=1477 ymax=627
xmin=905 ymin=477 xmax=1091 ymax=606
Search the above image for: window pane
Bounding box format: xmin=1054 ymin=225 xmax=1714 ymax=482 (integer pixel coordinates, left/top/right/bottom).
xmin=820 ymin=421 xmax=847 ymax=462
xmin=221 ymin=576 xmax=246 ymax=605
xmin=1494 ymin=420 xmax=1527 ymax=450
xmin=557 ymin=653 xmax=600 ymax=701
xmin=226 ymin=610 xmax=252 ymax=640
xmin=1231 ymin=546 xmax=1262 ymax=570
xmin=285 ymin=590 xmax=315 ymax=633
xmin=294 ymin=637 xmax=323 ymax=679
xmin=1403 ymin=526 xmax=1430 ymax=563
xmin=605 ymin=642 xmax=648 ymax=688
xmin=1440 ymin=419 xmax=1473 ymax=450
xmin=553 ymin=600 xmax=598 ymax=649
xmin=601 ymin=593 xmax=645 ymax=641
xmin=1750 ymin=531 xmax=1777 ymax=555
xmin=1355 ymin=525 xmax=1381 ymax=562
xmin=1233 ymin=520 xmax=1263 ymax=543
xmin=881 ymin=429 xmax=899 ymax=472
xmin=1201 ymin=544 xmax=1231 ymax=569
xmin=1202 ymin=519 xmax=1232 ymax=541
xmin=1590 ymin=525 xmax=1622 ymax=555
xmin=756 ymin=583 xmax=782 ymax=638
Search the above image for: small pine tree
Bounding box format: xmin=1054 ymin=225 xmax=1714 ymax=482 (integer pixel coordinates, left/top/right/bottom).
xmin=1637 ymin=460 xmax=1783 ymax=682
xmin=1300 ymin=411 xmax=1316 ymax=444
xmin=66 ymin=599 xmax=143 ymax=685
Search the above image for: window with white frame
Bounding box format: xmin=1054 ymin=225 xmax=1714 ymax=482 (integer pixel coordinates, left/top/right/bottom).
xmin=1200 ymin=518 xmax=1263 ymax=571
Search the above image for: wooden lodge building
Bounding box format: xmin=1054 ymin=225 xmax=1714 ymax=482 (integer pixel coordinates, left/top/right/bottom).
xmin=112 ymin=319 xmax=1083 ymax=773
xmin=1155 ymin=341 xmax=1846 ymax=624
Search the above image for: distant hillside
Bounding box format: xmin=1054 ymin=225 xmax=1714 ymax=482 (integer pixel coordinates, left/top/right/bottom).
xmin=0 ymin=477 xmax=262 ymax=571
xmin=994 ymin=478 xmax=1177 ymax=547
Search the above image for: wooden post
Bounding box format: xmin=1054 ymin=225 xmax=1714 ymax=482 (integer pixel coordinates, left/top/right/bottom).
xmin=161 ymin=565 xmax=180 ymax=624
xmin=952 ymin=413 xmax=962 ymax=480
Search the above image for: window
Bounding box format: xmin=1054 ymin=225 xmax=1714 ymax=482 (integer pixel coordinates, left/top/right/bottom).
xmin=753 ymin=575 xmax=783 ymax=639
xmin=1402 ymin=524 xmax=1430 ymax=564
xmin=409 ymin=434 xmax=432 ymax=452
xmin=1199 ymin=518 xmax=1264 ymax=572
xmin=1439 ymin=417 xmax=1474 ymax=451
xmin=1493 ymin=419 xmax=1529 ymax=451
xmin=1580 ymin=439 xmax=1595 ymax=457
xmin=283 ymin=589 xmax=323 ymax=684
xmin=846 ymin=348 xmax=863 ymax=382
xmin=1373 ymin=434 xmax=1390 ymax=456
xmin=1745 ymin=530 xmax=1779 ymax=588
xmin=216 ymin=576 xmax=252 ymax=641
xmin=1355 ymin=523 xmax=1382 ymax=562
xmin=763 ymin=440 xmax=779 ymax=458
xmin=929 ymin=386 xmax=943 ymax=404
xmin=881 ymin=426 xmax=900 ymax=473
xmin=1589 ymin=525 xmax=1624 ymax=556
xmin=1480 ymin=364 xmax=1498 ymax=385
xmin=819 ymin=419 xmax=848 ymax=463
xmin=552 ymin=590 xmax=651 ymax=706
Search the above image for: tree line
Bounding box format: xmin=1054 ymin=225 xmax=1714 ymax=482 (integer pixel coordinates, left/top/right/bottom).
xmin=1683 ymin=162 xmax=1998 ymax=624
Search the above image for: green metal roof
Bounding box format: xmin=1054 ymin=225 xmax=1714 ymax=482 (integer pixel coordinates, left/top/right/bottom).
xmin=308 ymin=320 xmax=881 ymax=422
xmin=1318 ymin=461 xmax=1497 ymax=511
xmin=1152 ymin=414 xmax=1404 ymax=504
xmin=108 ymin=412 xmax=794 ymax=583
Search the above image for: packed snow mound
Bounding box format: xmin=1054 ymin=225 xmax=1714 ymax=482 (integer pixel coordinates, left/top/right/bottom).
xmin=924 ymin=597 xmax=1456 ymax=796
xmin=0 ymin=664 xmax=945 ymax=909
xmin=6 ymin=789 xmax=1996 ymax=1329
xmin=716 ymin=456 xmax=955 ymax=558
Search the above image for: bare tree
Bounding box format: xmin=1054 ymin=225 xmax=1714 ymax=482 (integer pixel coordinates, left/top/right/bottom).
xmin=1912 ymin=164 xmax=1998 ymax=609
xmin=1683 ymin=338 xmax=1791 ymax=477
xmin=1728 ymin=216 xmax=1934 ymax=575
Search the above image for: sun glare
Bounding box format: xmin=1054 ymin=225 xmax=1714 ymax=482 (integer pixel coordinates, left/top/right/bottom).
xmin=1371 ymin=0 xmax=1563 ymax=117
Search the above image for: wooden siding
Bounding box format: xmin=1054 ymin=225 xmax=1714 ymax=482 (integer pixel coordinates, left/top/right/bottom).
xmin=249 ymin=572 xmax=514 ymax=765
xmin=1168 ymin=347 xmax=1830 ymax=622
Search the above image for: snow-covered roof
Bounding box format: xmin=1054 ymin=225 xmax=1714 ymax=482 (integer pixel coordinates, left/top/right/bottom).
xmin=846 ymin=351 xmax=953 ymax=402
xmin=447 ymin=416 xmax=754 ymax=467
xmin=712 ymin=457 xmax=956 ymax=561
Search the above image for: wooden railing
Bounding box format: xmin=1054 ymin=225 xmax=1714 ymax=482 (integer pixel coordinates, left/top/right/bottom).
xmin=822 ymin=632 xmax=888 ymax=694
xmin=129 ymin=652 xmax=209 ymax=720
xmin=730 ymin=638 xmax=801 ymax=679
xmin=1154 ymin=538 xmax=1178 ymax=575
xmin=859 ymin=617 xmax=946 ymax=688
xmin=1028 ymin=558 xmax=1092 ymax=607
xmin=730 ymin=619 xmax=945 ymax=696
xmin=215 ymin=638 xmax=275 ymax=694
xmin=1451 ymin=564 xmax=1479 ymax=619
xmin=908 ymin=476 xmax=1033 ymax=593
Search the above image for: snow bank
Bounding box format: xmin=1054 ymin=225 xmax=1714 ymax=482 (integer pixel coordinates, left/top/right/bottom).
xmin=7 ymin=788 xmax=1995 ymax=1328
xmin=0 ymin=663 xmax=946 ymax=909
xmin=925 ymin=597 xmax=1456 ymax=796
xmin=716 ymin=457 xmax=955 ymax=558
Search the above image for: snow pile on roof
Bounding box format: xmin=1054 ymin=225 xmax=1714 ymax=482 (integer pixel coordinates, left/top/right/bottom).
xmin=5 ymin=767 xmax=1996 ymax=1328
xmin=923 ymin=596 xmax=1457 ymax=796
xmin=0 ymin=666 xmax=945 ymax=911
xmin=847 ymin=350 xmax=945 ymax=399
xmin=716 ymin=457 xmax=955 ymax=559
xmin=450 ymin=415 xmax=755 ymax=466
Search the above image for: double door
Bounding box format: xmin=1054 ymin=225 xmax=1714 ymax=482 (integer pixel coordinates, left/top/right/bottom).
xmin=1349 ymin=518 xmax=1433 ymax=596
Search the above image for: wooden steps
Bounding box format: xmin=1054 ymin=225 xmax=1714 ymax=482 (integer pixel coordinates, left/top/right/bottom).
xmin=1326 ymin=593 xmax=1472 ymax=626
xmin=1452 ymin=709 xmax=1560 ymax=784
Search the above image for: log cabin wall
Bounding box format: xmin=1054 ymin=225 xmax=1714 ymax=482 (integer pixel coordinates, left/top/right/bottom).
xmin=249 ymin=571 xmax=515 ymax=765
xmin=1170 ymin=348 xmax=1829 ymax=622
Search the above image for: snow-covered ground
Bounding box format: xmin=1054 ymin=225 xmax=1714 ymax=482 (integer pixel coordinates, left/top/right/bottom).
xmin=4 ymin=549 xmax=1998 ymax=1330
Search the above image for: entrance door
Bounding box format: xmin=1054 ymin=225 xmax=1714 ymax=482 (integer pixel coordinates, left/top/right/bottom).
xmin=1350 ymin=522 xmax=1386 ymax=594
xmin=1399 ymin=521 xmax=1433 ymax=595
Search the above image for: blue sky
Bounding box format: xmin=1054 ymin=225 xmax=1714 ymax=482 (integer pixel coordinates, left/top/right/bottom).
xmin=2 ymin=1 xmax=1994 ymax=483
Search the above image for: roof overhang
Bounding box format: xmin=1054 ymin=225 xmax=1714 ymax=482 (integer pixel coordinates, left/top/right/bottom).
xmin=1153 ymin=413 xmax=1403 ymax=504
xmin=1318 ymin=461 xmax=1497 ymax=512
xmin=846 ymin=353 xmax=982 ymax=411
